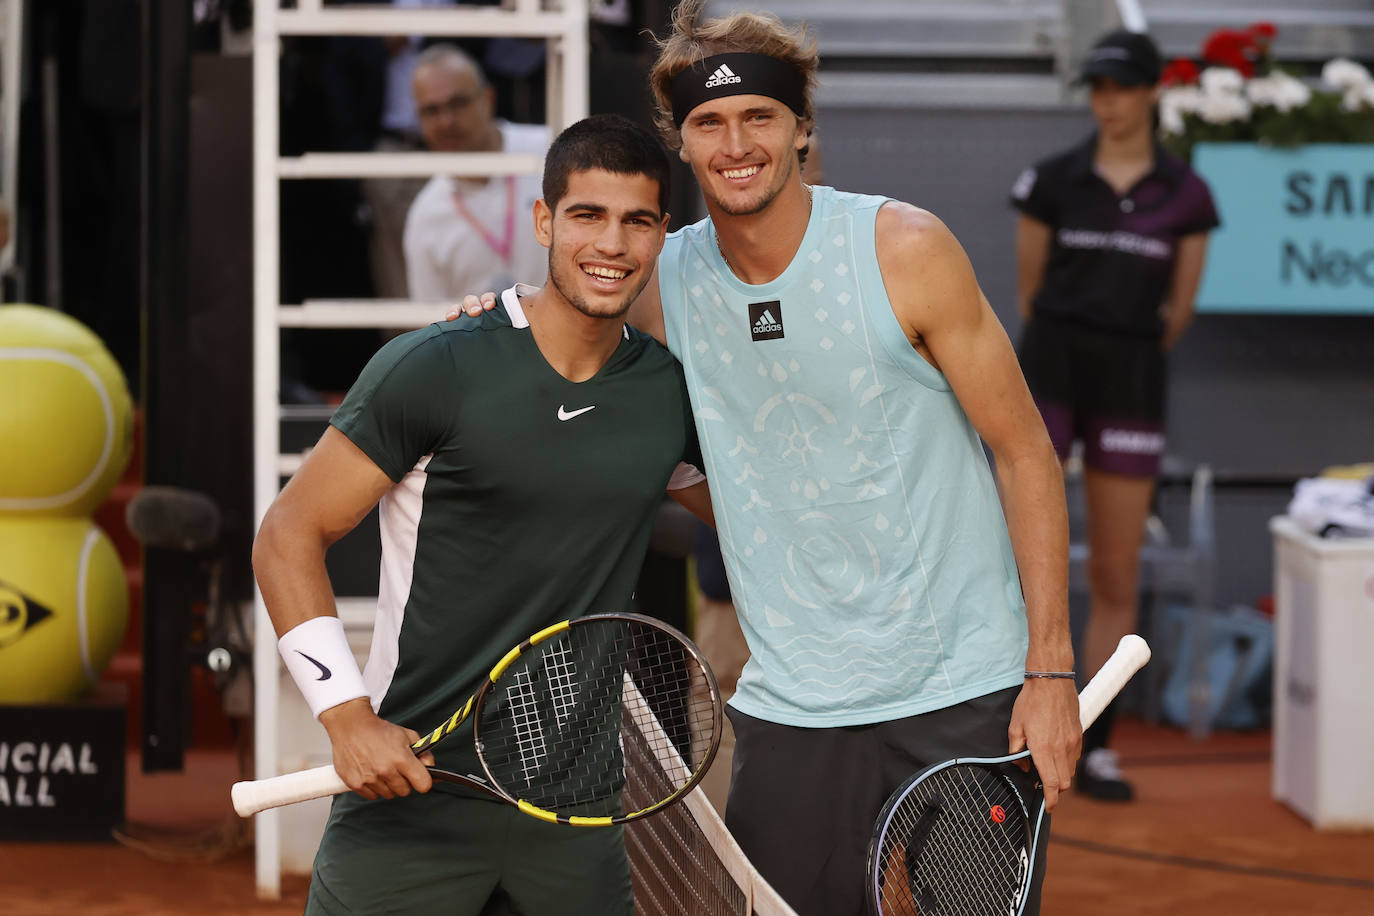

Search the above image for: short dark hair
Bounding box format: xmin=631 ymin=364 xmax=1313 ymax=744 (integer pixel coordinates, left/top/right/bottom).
xmin=542 ymin=114 xmax=671 ymax=216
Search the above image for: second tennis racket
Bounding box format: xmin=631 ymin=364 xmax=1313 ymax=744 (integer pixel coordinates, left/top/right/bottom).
xmin=867 ymin=634 xmax=1151 ymax=915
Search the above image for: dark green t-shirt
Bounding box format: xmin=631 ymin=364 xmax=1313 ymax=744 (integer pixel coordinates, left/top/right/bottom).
xmin=330 ymin=290 xmax=701 ymax=780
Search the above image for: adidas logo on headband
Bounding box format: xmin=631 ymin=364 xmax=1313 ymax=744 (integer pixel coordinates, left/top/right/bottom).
xmin=705 ymin=63 xmax=742 ymax=88
xmin=670 ymin=53 xmax=806 ymax=127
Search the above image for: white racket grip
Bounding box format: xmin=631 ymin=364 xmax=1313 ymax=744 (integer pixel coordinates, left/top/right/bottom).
xmin=1077 ymin=634 xmax=1151 ymax=732
xmin=232 ymin=764 xmax=350 ymax=817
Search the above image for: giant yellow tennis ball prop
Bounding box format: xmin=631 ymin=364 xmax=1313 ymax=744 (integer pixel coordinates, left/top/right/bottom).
xmin=0 ymin=517 xmax=130 ymax=704
xmin=0 ymin=304 xmax=134 ymax=517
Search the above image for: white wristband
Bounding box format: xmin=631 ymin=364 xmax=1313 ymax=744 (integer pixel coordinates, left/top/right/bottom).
xmin=278 ymin=616 xmax=369 ymax=719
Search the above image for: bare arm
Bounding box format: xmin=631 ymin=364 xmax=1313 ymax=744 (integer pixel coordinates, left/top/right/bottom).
xmin=876 ymin=203 xmax=1079 ymax=809
xmin=255 ymin=429 xmax=394 ymax=637
xmin=1161 ymin=232 xmax=1210 ymax=351
xmin=253 ymin=427 xmax=434 ymax=798
xmin=668 ymin=478 xmax=714 ymax=528
xmin=1014 ymin=214 xmax=1052 ymax=322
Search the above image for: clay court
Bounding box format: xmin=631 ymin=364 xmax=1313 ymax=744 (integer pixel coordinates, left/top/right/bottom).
xmin=5 ymin=3 xmax=1374 ymax=915
xmin=4 ymin=717 xmax=1373 ymax=915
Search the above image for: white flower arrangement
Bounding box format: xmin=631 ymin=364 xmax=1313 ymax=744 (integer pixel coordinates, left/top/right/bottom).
xmin=1321 ymin=59 xmax=1374 ymax=112
xmin=1196 ymin=71 xmax=1251 ymax=126
xmin=1199 ymin=67 xmax=1245 ymax=97
xmin=1244 ymin=70 xmax=1312 ymax=114
xmin=1156 ymin=23 xmax=1374 ymax=158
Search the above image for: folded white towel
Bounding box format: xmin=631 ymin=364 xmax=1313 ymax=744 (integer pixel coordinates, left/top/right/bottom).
xmin=1288 ymin=473 xmax=1374 ymax=538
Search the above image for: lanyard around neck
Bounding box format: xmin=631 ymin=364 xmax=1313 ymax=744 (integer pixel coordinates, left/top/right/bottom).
xmin=451 ymin=175 xmax=517 ymax=263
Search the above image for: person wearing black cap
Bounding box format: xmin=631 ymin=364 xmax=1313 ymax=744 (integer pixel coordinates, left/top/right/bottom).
xmin=1010 ymin=29 xmax=1220 ymax=801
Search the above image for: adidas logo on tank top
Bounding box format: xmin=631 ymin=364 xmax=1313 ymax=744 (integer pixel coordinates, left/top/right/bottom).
xmin=748 ymin=301 xmax=784 ymax=341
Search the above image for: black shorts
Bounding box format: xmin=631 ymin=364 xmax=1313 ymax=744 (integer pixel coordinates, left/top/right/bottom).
xmin=723 ymin=687 xmax=1048 ymax=916
xmin=1018 ymin=312 xmax=1166 ymax=476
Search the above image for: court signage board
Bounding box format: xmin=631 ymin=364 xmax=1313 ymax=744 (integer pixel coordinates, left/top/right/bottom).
xmin=0 ymin=686 xmax=126 ymax=841
xmin=1193 ymin=143 xmax=1374 ymax=315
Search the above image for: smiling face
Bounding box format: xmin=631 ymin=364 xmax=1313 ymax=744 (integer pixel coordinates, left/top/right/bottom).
xmin=536 ymin=168 xmax=668 ymax=320
xmin=678 ymin=94 xmax=809 ymax=217
xmin=1088 ymin=77 xmax=1157 ymax=142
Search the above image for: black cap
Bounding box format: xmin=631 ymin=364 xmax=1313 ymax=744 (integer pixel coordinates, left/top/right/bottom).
xmin=1078 ymin=30 xmax=1161 ymax=86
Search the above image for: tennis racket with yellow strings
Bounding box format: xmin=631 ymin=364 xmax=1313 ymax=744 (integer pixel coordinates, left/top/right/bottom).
xmin=232 ymin=612 xmax=723 ymax=826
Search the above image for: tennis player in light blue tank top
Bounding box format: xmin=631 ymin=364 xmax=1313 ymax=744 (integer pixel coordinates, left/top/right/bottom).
xmin=634 ymin=9 xmax=1079 ymax=914
xmin=660 ymin=185 xmax=1029 ymax=728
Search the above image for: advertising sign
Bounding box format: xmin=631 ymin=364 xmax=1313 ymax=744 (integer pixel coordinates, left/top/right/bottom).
xmin=1194 ymin=143 xmax=1374 ymax=314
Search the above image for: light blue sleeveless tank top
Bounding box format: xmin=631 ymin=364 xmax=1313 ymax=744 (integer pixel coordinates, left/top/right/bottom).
xmin=660 ymin=186 xmax=1028 ymax=727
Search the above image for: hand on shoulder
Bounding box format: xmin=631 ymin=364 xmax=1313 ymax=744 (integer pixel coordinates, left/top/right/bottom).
xmin=444 ymin=292 xmax=499 ymax=322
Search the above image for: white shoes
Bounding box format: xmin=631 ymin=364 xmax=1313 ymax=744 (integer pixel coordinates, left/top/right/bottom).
xmin=1077 ymin=747 xmax=1134 ymax=802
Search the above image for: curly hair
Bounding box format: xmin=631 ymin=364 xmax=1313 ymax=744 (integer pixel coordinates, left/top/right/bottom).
xmin=648 ymin=0 xmax=819 ymax=156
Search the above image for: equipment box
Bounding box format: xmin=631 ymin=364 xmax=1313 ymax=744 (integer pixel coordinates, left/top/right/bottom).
xmin=0 ymin=682 xmax=126 ymax=841
xmin=1270 ymin=517 xmax=1374 ymax=829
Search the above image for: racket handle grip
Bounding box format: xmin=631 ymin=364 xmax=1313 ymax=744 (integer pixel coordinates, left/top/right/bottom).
xmin=1078 ymin=634 xmax=1151 ymax=731
xmin=232 ymin=764 xmax=349 ymax=817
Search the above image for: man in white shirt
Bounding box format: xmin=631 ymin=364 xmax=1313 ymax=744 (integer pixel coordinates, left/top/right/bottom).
xmin=403 ymin=44 xmax=550 ymax=301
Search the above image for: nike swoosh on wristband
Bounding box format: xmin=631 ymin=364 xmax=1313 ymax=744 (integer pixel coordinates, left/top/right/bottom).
xmin=557 ymin=405 xmax=596 ymax=421
xmin=296 ymin=650 xmax=333 ymax=681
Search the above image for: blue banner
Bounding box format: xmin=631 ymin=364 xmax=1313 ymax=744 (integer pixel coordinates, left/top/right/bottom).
xmin=1193 ymin=143 xmax=1374 ymax=314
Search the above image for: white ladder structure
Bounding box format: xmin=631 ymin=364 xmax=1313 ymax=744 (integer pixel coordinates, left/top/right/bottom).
xmin=250 ymin=0 xmax=587 ymax=898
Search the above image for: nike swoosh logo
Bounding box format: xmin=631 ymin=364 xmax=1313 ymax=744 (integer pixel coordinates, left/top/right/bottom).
xmin=296 ymin=650 xmax=332 ymax=681
xmin=557 ymin=405 xmax=596 ymax=421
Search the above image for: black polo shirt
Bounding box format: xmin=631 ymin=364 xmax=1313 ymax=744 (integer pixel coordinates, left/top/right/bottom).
xmin=1010 ymin=135 xmax=1220 ymax=336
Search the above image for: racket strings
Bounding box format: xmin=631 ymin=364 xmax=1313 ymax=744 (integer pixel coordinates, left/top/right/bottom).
xmin=877 ymin=766 xmax=1030 ymax=916
xmin=476 ymin=620 xmax=718 ymax=820
xmin=543 ymin=640 xmax=580 ymax=733
xmin=503 ymin=668 xmax=549 ymax=786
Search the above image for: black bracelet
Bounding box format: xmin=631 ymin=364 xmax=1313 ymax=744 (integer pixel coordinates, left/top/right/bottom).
xmin=1024 ymin=670 xmax=1076 ymax=679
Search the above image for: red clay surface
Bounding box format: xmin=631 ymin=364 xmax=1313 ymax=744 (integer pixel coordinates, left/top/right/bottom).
xmin=3 ymin=718 xmax=1372 ymax=914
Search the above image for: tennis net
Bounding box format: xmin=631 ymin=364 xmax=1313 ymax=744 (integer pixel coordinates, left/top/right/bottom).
xmin=623 ymin=702 xmax=796 ymax=916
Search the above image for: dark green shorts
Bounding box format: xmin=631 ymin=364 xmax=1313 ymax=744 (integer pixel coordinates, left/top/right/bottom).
xmin=306 ymin=789 xmax=632 ymax=915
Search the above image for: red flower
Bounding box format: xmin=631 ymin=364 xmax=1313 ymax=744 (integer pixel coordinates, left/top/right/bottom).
xmin=1246 ymin=21 xmax=1277 ymax=42
xmin=1201 ymin=28 xmax=1257 ymax=77
xmin=1160 ymin=58 xmax=1201 ymax=87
